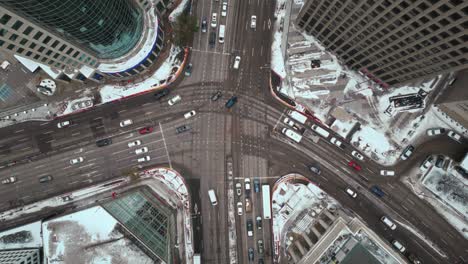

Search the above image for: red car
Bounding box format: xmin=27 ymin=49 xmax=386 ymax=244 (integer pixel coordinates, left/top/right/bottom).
xmin=348 ymin=161 xmax=362 ymax=171
xmin=139 ymin=126 xmax=153 ymax=134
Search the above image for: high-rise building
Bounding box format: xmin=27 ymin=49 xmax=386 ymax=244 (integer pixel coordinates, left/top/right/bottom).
xmin=296 ymin=0 xmax=468 ymax=87
xmin=0 ymin=249 xmax=40 ymax=264
xmin=0 ymin=0 xmax=170 ymax=81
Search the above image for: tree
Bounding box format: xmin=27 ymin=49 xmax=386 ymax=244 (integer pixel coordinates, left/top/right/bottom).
xmin=173 ymin=13 xmax=198 ymax=47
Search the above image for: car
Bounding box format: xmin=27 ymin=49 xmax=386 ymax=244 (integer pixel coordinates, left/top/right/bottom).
xmin=351 ymin=150 xmax=364 ymax=160
xmin=420 ymin=155 xmax=434 ymax=170
xmin=235 ymin=182 xmax=242 ymax=196
xmin=435 ymin=155 xmax=445 ymax=168
xmin=201 ymin=17 xmax=207 ymax=33
xmin=211 ymin=13 xmax=217 ymax=28
xmin=427 ymin=128 xmax=445 ymax=136
xmin=137 ymin=156 xmax=151 ymax=163
xmin=233 ymin=56 xmax=241 ymax=69
xmin=400 ymin=145 xmax=415 ymax=160
xmin=184 ymin=63 xmax=192 ymax=76
xmin=70 ymin=157 xmax=84 ymax=165
xmin=244 ymin=178 xmax=251 ymax=192
xmin=248 ymin=247 xmax=254 ymax=261
xmin=221 ymin=2 xmax=227 ymax=17
xmin=1 ymin=176 xmax=17 ymax=184
xmin=250 ymin=15 xmax=257 ymax=29
xmin=211 ymin=91 xmax=222 ymax=101
xmin=447 ymin=130 xmax=462 ymax=142
xmin=237 ymin=202 xmax=243 ymax=215
xmin=245 ymin=198 xmax=252 ymax=212
xmin=176 ymin=124 xmax=191 ymax=134
xmin=225 ymin=96 xmax=238 ymax=108
xmin=308 ymin=164 xmax=321 ymax=174
xmin=330 ymin=137 xmax=343 ymax=148
xmin=257 ymin=239 xmax=264 ymax=254
xmin=381 ymin=215 xmax=397 ymax=230
xmin=253 ymin=179 xmax=260 ymax=193
xmin=283 ymin=117 xmax=295 ymax=128
xmin=408 ymin=254 xmax=422 ymax=264
xmin=348 ymin=160 xmax=362 ymax=171
xmin=168 ymin=95 xmax=182 ymax=106
xmin=370 ymin=185 xmax=385 ymax=197
xmin=120 ymin=119 xmax=133 ymax=127
xmin=154 ymin=89 xmax=170 ymax=100
xmin=96 ymin=138 xmax=112 ymax=147
xmin=380 ymin=170 xmax=395 ymax=176
xmin=139 ymin=126 xmax=153 ymax=134
xmin=256 ymin=216 xmax=262 ymax=229
xmin=57 ymin=120 xmax=71 ymax=128
xmin=246 ymin=220 xmax=253 ymax=237
xmin=209 ymin=32 xmax=216 ymax=47
xmin=345 ymin=188 xmax=357 ymax=198
xmin=392 ymin=240 xmax=406 ymax=253
xmin=184 ymin=110 xmax=197 ymax=119
xmin=258 ymin=258 xmax=264 ymax=264
xmin=135 ymin=147 xmax=149 ymax=155
xmin=128 ymin=140 xmax=142 ymax=148
xmin=39 ymin=175 xmax=53 ymax=183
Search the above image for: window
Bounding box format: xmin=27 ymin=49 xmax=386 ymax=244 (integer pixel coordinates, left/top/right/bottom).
xmin=7 ymin=43 xmax=15 ymax=50
xmin=20 ymin=38 xmax=27 ymax=45
xmin=34 ymin=54 xmax=40 ymax=60
xmin=38 ymin=46 xmax=45 ymax=52
xmin=0 ymin=29 xmax=6 ymax=37
xmin=46 ymin=50 xmax=52 ymax=55
xmin=59 ymin=44 xmax=67 ymax=51
xmin=26 ymin=51 xmax=32 ymax=57
xmin=66 ymin=47 xmax=74 ymax=55
xmin=23 ymin=26 xmax=33 ymax=35
xmin=51 ymin=40 xmax=59 ymax=48
xmin=72 ymin=51 xmax=79 ymax=58
xmin=9 ymin=34 xmax=18 ymax=41
xmin=0 ymin=14 xmax=11 ymax=25
xmin=33 ymin=31 xmax=43 ymax=40
xmin=17 ymin=47 xmax=24 ymax=54
xmin=29 ymin=43 xmax=36 ymax=49
xmin=43 ymin=36 xmax=51 ymax=44
xmin=12 ymin=20 xmax=23 ymax=30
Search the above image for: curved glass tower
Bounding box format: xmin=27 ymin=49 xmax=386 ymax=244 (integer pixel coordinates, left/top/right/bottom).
xmin=1 ymin=0 xmax=143 ymax=59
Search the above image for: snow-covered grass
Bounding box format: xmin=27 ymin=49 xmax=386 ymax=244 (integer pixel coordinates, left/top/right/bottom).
xmin=0 ymin=221 xmax=42 ymax=250
xmin=169 ymin=0 xmax=190 ymax=23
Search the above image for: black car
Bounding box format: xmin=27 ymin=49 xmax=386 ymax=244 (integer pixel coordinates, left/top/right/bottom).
xmin=96 ymin=138 xmax=112 ymax=147
xmin=435 ymin=155 xmax=445 ymax=168
xmin=258 ymin=258 xmax=264 ymax=264
xmin=211 ymin=91 xmax=222 ymax=101
xmin=185 ymin=63 xmax=192 ymax=76
xmin=176 ymin=124 xmax=191 ymax=134
xmin=256 ymin=216 xmax=262 ymax=229
xmin=248 ymin=248 xmax=254 ymax=261
xmin=154 ymin=89 xmax=170 ymax=100
xmin=201 ymin=17 xmax=207 ymax=33
xmin=209 ymin=32 xmax=216 ymax=47
xmin=225 ymin=96 xmax=238 ymax=108
xmin=253 ymin=179 xmax=260 ymax=193
xmin=370 ymin=185 xmax=385 ymax=197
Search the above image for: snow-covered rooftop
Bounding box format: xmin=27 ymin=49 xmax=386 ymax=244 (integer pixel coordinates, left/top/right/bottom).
xmin=0 ymin=221 xmax=42 ymax=250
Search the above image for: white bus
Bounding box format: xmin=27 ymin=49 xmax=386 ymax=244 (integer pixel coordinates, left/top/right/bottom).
xmin=262 ymin=185 xmax=271 ymax=219
xmin=218 ymin=25 xmax=225 ymax=43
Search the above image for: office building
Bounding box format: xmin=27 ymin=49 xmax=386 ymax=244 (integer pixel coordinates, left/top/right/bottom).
xmin=296 ymin=0 xmax=468 ymax=86
xmin=0 ymin=249 xmax=40 ymax=264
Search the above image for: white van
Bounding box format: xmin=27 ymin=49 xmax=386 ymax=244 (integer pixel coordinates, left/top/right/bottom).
xmin=218 ymin=25 xmax=225 ymax=43
xmin=208 ymin=189 xmax=218 ymax=205
xmin=311 ymin=124 xmax=330 ymax=138
xmin=381 ymin=216 xmax=397 ymax=230
xmin=282 ymin=128 xmax=302 ymax=143
xmin=287 ymin=110 xmax=307 ymax=124
xmin=233 ymin=56 xmax=241 ymax=69
xmin=392 ymin=240 xmax=406 ymax=253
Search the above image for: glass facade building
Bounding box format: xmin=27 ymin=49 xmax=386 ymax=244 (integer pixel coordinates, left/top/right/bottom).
xmin=1 ymin=0 xmax=144 ymax=59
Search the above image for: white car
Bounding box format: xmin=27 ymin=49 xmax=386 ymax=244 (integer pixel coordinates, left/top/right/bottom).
xmin=128 ymin=140 xmax=142 ymax=148
xmin=427 ymin=128 xmax=445 ymax=136
xmin=233 ymin=56 xmax=241 ymax=69
xmin=392 ymin=240 xmax=406 ymax=253
xmin=244 ymin=178 xmax=251 ymax=191
xmin=57 ymin=120 xmax=71 ymax=128
xmin=237 ymin=202 xmax=243 ymax=215
xmin=250 ymin=15 xmax=257 ymax=29
xmin=420 ymin=155 xmax=434 ymax=170
xmin=135 ymin=147 xmax=149 ymax=155
xmin=221 ymin=2 xmax=227 ymax=17
xmin=380 ymin=170 xmax=395 ymax=176
xmin=1 ymin=176 xmax=17 ymax=184
xmin=447 ymin=130 xmax=462 ymax=142
xmin=120 ymin=119 xmax=133 ymax=127
xmin=168 ymin=95 xmax=181 ymax=106
xmin=184 ymin=110 xmax=197 ymax=119
xmin=137 ymin=156 xmax=151 ymax=163
xmin=211 ymin=13 xmax=217 ymax=28
xmin=330 ymin=137 xmax=343 ymax=147
xmin=351 ymin=150 xmax=364 ymax=160
xmin=235 ymin=182 xmax=242 ymax=196
xmin=345 ymin=188 xmax=357 ymax=198
xmin=283 ymin=117 xmax=295 ymax=128
xmin=70 ymin=157 xmax=84 ymax=165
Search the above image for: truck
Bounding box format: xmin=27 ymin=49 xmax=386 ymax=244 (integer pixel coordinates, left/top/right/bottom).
xmin=282 ymin=128 xmax=302 ymax=143
xmin=287 ymin=110 xmax=307 ymax=124
xmin=262 ymin=185 xmax=271 ymax=219
xmin=311 ymin=124 xmax=330 ymax=138
xmin=194 ymin=254 xmax=201 ymax=264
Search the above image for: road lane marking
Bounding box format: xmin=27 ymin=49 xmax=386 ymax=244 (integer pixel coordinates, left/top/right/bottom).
xmin=43 ymin=130 xmax=54 ymax=134
xmin=159 ymin=122 xmax=172 ymax=168
xmin=118 ymin=109 xmax=127 ymax=113
xmin=401 ymin=205 xmax=409 ymax=211
xmin=40 ymin=122 xmax=50 ymax=126
xmin=14 ymin=129 xmax=24 ymax=133
xmin=72 ymin=132 xmax=80 ymax=136
xmin=45 ymin=139 xmax=55 ymax=143
xmin=18 ymin=137 xmax=29 ymax=142
xmin=93 ymin=117 xmax=102 ymax=120
xmin=34 ymin=164 xmax=45 ymax=169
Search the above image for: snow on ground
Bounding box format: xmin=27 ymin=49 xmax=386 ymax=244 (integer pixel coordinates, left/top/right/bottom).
xmin=330 ymin=118 xmax=357 ymax=139
xmin=271 ymin=31 xmax=287 ymax=79
xmin=59 ymin=96 xmax=94 ymax=116
xmin=169 ymin=0 xmax=190 ymax=23
xmin=99 ymin=45 xmax=182 ymax=103
xmin=351 ymin=126 xmax=392 ymax=160
xmin=43 ymin=206 xmax=153 ymax=264
xmin=0 ymin=221 xmax=42 ymax=249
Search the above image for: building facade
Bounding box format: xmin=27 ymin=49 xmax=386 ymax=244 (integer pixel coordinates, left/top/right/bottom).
xmin=0 ymin=0 xmax=171 ymax=81
xmin=0 ymin=249 xmax=40 ymax=264
xmin=296 ymin=0 xmax=468 ymax=86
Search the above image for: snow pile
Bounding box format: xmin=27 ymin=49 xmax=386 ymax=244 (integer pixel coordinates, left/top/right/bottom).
xmin=99 ymin=45 xmax=183 ymax=103
xmin=169 ymin=0 xmax=190 ymax=23
xmin=59 ymin=96 xmax=94 ymax=116
xmin=0 ymin=221 xmax=42 ymax=249
xmin=43 ymin=206 xmax=152 ymax=264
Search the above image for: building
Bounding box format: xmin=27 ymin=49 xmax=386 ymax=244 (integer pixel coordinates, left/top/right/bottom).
xmin=295 ymin=0 xmax=468 ymax=87
xmin=0 ymin=249 xmax=40 ymax=264
xmin=0 ymin=0 xmax=171 ymax=82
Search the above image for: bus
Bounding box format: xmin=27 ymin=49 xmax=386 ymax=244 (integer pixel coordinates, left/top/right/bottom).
xmin=219 ymin=25 xmax=225 ymax=43
xmin=262 ymin=185 xmax=271 ymax=219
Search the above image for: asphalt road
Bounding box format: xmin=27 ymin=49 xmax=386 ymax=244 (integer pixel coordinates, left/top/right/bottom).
xmin=0 ymin=1 xmax=467 ymax=264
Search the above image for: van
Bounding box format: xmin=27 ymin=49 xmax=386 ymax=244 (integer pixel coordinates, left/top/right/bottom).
xmin=168 ymin=95 xmax=181 ymax=106
xmin=233 ymin=56 xmax=241 ymax=69
xmin=218 ymin=25 xmax=225 ymax=43
xmin=39 ymin=175 xmax=53 ymax=183
xmin=208 ymin=189 xmax=218 ymax=205
xmin=311 ymin=124 xmax=330 ymax=138
xmin=370 ymin=185 xmax=385 ymax=197
xmin=282 ymin=128 xmax=302 ymax=143
xmin=392 ymin=240 xmax=406 ymax=253
xmin=381 ymin=216 xmax=397 ymax=230
xmin=287 ymin=110 xmax=307 ymax=124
